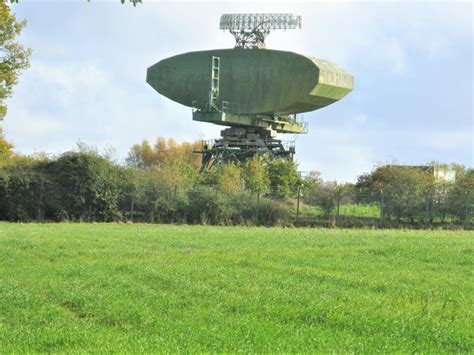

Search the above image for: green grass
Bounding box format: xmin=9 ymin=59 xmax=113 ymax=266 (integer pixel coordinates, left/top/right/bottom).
xmin=339 ymin=203 xmax=380 ymax=217
xmin=298 ymin=203 xmax=380 ymax=218
xmin=0 ymin=223 xmax=472 ymax=352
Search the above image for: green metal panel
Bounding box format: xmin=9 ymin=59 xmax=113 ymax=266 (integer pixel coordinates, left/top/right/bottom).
xmin=147 ymin=48 xmax=353 ymax=116
xmin=192 ymin=110 xmax=306 ymax=134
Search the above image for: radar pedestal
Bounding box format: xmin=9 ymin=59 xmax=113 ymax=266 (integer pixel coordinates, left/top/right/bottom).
xmin=196 ymin=126 xmax=296 ymax=172
xmin=192 ymin=96 xmax=307 ymax=172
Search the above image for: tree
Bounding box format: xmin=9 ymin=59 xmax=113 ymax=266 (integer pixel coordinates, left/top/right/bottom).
xmin=126 ymin=137 xmax=201 ymax=171
xmin=126 ymin=139 xmax=155 ymax=170
xmin=0 ymin=128 xmax=13 ymax=166
xmin=303 ymin=171 xmax=339 ymax=218
xmin=9 ymin=1 xmax=143 ymax=5
xmin=356 ymin=164 xmax=435 ymax=223
xmin=44 ymin=151 xmax=123 ymax=221
xmin=213 ymin=163 xmax=242 ymax=195
xmin=243 ymin=155 xmax=270 ymax=194
xmin=111 ymin=0 xmax=142 ymax=5
xmin=447 ymin=167 xmax=474 ymax=224
xmin=1 ymin=1 xmax=31 ymax=120
xmin=266 ymin=158 xmax=301 ymax=199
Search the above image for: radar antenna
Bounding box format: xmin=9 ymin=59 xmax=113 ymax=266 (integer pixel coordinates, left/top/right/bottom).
xmin=220 ymin=13 xmax=302 ymax=49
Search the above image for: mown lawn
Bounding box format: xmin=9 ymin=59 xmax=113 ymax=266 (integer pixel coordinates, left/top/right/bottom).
xmin=0 ymin=223 xmax=472 ymax=352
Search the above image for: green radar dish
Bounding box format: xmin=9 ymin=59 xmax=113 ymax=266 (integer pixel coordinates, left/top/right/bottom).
xmin=146 ymin=13 xmax=353 ymax=172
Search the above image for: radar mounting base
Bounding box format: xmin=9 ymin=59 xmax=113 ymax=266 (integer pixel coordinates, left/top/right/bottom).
xmin=195 ymin=126 xmax=295 ymax=173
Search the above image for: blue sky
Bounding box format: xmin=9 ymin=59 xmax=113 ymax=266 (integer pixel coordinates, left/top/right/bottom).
xmin=3 ymin=1 xmax=473 ymax=182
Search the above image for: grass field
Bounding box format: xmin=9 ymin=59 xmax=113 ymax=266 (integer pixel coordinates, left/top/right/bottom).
xmin=298 ymin=203 xmax=381 ymax=218
xmin=0 ymin=223 xmax=472 ymax=352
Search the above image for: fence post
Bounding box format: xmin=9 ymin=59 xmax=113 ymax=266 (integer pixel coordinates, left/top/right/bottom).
xmin=130 ymin=194 xmax=134 ymax=223
xmin=464 ymin=190 xmax=470 ymax=228
xmin=256 ymin=188 xmax=260 ymax=226
xmin=380 ymin=188 xmax=385 ymax=227
xmin=37 ymin=175 xmax=45 ymax=222
xmin=296 ymin=185 xmax=301 ymax=224
xmin=88 ymin=203 xmax=92 ymax=223
xmin=336 ymin=188 xmax=341 ymax=224
xmin=426 ymin=189 xmax=433 ymax=227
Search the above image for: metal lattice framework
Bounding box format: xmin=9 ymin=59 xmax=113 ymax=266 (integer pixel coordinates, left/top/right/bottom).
xmin=220 ymin=13 xmax=302 ymax=49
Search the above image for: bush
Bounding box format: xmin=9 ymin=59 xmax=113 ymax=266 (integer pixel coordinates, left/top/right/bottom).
xmin=0 ymin=162 xmax=47 ymax=221
xmin=303 ymin=172 xmax=341 ymax=218
xmin=43 ymin=152 xmax=123 ymax=222
xmin=266 ymin=158 xmax=301 ymax=199
xmin=356 ymin=165 xmax=434 ymax=223
xmin=254 ymin=197 xmax=290 ymax=226
xmin=186 ymin=187 xmax=233 ymax=225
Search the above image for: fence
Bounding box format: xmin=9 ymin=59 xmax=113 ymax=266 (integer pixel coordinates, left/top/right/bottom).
xmin=0 ymin=172 xmax=472 ymax=229
xmin=293 ymin=188 xmax=473 ymax=229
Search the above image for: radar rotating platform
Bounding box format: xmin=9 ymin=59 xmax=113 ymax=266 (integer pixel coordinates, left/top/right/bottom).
xmin=147 ymin=13 xmax=353 ymax=172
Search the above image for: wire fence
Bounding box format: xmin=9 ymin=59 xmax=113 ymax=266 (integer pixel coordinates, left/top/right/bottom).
xmin=293 ymin=188 xmax=473 ymax=229
xmin=0 ymin=171 xmax=472 ymax=229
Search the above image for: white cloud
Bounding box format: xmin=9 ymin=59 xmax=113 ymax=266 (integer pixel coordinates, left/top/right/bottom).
xmin=421 ymin=131 xmax=473 ymax=151
xmin=3 ymin=1 xmax=472 ymax=181
xmin=349 ymin=113 xmax=368 ymax=126
xmin=296 ymin=127 xmax=374 ymax=182
xmin=383 ymin=39 xmax=406 ymax=75
xmin=4 ymin=57 xmax=221 ymax=160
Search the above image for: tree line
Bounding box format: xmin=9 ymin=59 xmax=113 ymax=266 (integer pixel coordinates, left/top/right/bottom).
xmin=0 ymin=136 xmax=472 ymax=228
xmin=0 ymin=138 xmax=300 ymax=225
xmin=7 ymin=1 xmax=142 ymax=5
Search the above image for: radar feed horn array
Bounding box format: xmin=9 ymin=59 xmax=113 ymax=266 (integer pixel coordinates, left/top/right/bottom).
xmin=146 ymin=13 xmax=353 ymax=172
xmin=220 ymin=13 xmax=302 ymax=49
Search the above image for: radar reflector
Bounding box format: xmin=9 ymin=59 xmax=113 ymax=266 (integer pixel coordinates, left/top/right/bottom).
xmin=220 ymin=13 xmax=302 ymax=49
xmin=146 ymin=13 xmax=353 ymax=172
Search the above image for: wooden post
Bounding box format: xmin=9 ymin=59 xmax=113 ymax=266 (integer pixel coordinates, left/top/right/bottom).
xmin=380 ymin=188 xmax=385 ymax=227
xmin=464 ymin=190 xmax=470 ymax=228
xmin=256 ymin=188 xmax=260 ymax=225
xmin=296 ymin=185 xmax=301 ymax=224
xmin=336 ymin=188 xmax=341 ymax=224
xmin=37 ymin=175 xmax=44 ymax=222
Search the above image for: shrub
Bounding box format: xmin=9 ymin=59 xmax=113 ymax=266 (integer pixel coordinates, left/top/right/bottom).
xmin=186 ymin=187 xmax=233 ymax=225
xmin=0 ymin=162 xmax=46 ymax=221
xmin=43 ymin=152 xmax=123 ymax=222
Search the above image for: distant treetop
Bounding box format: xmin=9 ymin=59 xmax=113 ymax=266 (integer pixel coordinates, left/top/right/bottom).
xmin=8 ymin=0 xmax=143 ymax=5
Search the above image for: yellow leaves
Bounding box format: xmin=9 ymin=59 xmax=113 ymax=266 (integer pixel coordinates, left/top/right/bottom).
xmin=0 ymin=128 xmax=13 ymax=167
xmin=215 ymin=163 xmax=241 ymax=195
xmin=126 ymin=136 xmax=202 ymax=171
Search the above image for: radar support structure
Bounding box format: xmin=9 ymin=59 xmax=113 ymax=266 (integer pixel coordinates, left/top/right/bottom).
xmin=196 ymin=127 xmax=297 ymax=173
xmin=193 ymin=51 xmax=307 ymax=172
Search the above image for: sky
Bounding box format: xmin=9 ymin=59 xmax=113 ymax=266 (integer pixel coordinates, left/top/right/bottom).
xmin=3 ymin=0 xmax=473 ymax=182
